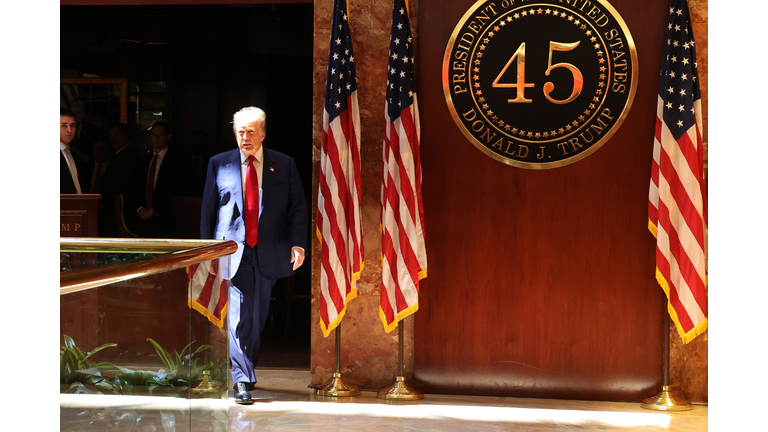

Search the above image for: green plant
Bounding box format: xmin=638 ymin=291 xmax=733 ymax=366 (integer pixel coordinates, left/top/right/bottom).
xmin=60 ymin=335 xmax=118 ymax=385
xmin=210 ymin=362 xmax=229 ymax=387
xmin=59 ymin=335 xmax=217 ymax=396
xmin=96 ymin=253 xmax=151 ymax=266
xmin=96 ymin=365 xmax=175 ymax=395
xmin=147 ymin=338 xmax=214 ymax=386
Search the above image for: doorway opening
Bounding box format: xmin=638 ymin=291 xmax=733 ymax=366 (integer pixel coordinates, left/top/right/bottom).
xmin=61 ymin=3 xmax=314 ymax=370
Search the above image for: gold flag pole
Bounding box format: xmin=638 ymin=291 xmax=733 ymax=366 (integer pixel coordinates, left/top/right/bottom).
xmin=315 ymin=324 xmax=360 ymax=397
xmin=377 ymin=320 xmax=424 ymax=400
xmin=641 ymin=295 xmax=692 ymax=411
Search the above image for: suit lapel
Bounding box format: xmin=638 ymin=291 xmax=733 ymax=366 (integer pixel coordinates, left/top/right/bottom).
xmin=155 ymin=148 xmax=171 ymax=190
xmin=261 ymin=148 xmax=275 ymax=205
xmin=61 ymin=152 xmax=76 ymax=192
xmin=229 ymin=149 xmax=244 ymax=214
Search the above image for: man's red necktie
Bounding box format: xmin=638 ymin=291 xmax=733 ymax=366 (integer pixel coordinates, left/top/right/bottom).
xmin=145 ymin=153 xmax=158 ymax=209
xmin=244 ymin=155 xmax=259 ymax=247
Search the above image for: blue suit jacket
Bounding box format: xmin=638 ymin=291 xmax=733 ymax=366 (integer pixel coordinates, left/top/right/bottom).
xmin=200 ymin=147 xmax=307 ymax=280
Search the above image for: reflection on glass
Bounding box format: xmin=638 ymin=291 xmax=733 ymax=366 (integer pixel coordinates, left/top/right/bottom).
xmin=139 ymin=110 xmax=164 ymax=131
xmin=60 ymin=252 xmax=229 ymax=431
xmin=60 ymin=79 xmax=127 ymax=130
xmin=142 ymin=81 xmax=167 ymax=93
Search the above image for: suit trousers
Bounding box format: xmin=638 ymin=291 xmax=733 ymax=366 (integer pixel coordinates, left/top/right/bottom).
xmin=229 ymin=243 xmax=276 ymax=385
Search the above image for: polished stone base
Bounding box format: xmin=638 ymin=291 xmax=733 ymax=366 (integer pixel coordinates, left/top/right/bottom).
xmin=61 ymin=370 xmax=707 ymax=431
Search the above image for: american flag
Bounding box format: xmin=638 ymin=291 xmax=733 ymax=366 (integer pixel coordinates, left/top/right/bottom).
xmin=317 ymin=0 xmax=364 ymax=338
xmin=648 ymin=0 xmax=707 ymax=344
xmin=187 ymin=259 xmax=228 ymax=328
xmin=380 ymin=0 xmax=427 ymax=333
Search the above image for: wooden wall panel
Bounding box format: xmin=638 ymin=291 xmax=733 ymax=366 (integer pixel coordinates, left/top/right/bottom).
xmin=415 ymin=0 xmax=670 ymax=401
xmin=60 ymin=269 xmax=211 ymax=367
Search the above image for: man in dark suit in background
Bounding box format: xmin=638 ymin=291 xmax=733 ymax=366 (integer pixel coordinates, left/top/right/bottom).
xmin=81 ymin=138 xmax=117 ymax=236
xmin=200 ymin=107 xmax=307 ymax=404
xmin=60 ymin=108 xmax=83 ymax=194
xmin=69 ymin=99 xmax=103 ymax=161
xmin=186 ymin=129 xmax=213 ymax=195
xmin=85 ymin=138 xmax=112 ymax=195
xmin=126 ymin=121 xmax=187 ymax=238
xmin=98 ymin=123 xmax=140 ymax=237
xmin=103 ymin=123 xmax=140 ymax=195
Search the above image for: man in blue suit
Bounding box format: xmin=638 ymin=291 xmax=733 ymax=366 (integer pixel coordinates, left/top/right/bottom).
xmin=200 ymin=107 xmax=307 ymax=404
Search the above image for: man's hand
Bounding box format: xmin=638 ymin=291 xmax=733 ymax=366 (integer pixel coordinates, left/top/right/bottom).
xmin=138 ymin=207 xmax=156 ymax=220
xmin=291 ymin=247 xmax=305 ymax=271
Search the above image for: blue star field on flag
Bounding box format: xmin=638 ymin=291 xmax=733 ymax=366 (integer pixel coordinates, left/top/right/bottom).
xmin=325 ymin=0 xmax=357 ymax=123
xmin=658 ymin=0 xmax=701 ymax=140
xmin=386 ymin=0 xmax=416 ymax=121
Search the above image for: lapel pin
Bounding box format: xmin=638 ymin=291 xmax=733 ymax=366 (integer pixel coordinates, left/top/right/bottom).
xmin=270 ymin=167 xmax=275 ymax=172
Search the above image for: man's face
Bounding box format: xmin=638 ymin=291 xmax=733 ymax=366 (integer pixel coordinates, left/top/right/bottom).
xmin=150 ymin=126 xmax=171 ymax=151
xmin=235 ymin=120 xmax=265 ymax=157
xmin=60 ymin=115 xmax=76 ymax=145
xmin=108 ymin=128 xmax=127 ymax=151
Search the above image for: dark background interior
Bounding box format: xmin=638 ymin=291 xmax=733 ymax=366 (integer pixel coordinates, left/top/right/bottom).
xmin=60 ymin=3 xmax=314 ymax=368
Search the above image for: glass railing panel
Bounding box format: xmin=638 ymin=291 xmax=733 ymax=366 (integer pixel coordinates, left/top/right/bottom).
xmin=60 ymin=246 xmax=231 ymax=431
xmin=60 ymin=251 xmax=150 ymax=273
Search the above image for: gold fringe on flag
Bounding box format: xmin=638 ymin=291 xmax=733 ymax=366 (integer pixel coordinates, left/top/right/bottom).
xmin=655 ymin=267 xmax=708 ymax=344
xmin=187 ymin=298 xmax=228 ymax=329
xmin=317 ymin=226 xmax=364 ymax=337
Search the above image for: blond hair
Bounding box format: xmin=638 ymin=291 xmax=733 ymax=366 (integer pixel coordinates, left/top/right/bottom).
xmin=232 ymin=107 xmax=266 ymax=133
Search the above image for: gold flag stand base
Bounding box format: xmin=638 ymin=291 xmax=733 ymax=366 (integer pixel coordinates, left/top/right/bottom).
xmin=377 ymin=376 xmax=424 ymax=401
xmin=192 ymin=370 xmax=221 ymax=394
xmin=377 ymin=322 xmax=424 ymax=401
xmin=641 ymin=386 xmax=692 ymax=411
xmin=641 ymin=297 xmax=693 ymax=412
xmin=315 ymin=326 xmax=360 ymax=398
xmin=315 ymin=372 xmax=361 ymax=397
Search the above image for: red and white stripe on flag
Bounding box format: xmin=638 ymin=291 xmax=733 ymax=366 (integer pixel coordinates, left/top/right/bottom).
xmin=380 ymin=0 xmax=427 ymax=333
xmin=317 ymin=0 xmax=364 ymax=338
xmin=648 ymin=0 xmax=707 ymax=344
xmin=187 ymin=259 xmax=228 ymax=328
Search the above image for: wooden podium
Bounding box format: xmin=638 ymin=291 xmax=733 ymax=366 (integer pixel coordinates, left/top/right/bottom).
xmin=60 ymin=193 xmax=100 ymax=269
xmin=60 ymin=193 xmax=100 ymax=350
xmin=60 ymin=193 xmax=100 ymax=238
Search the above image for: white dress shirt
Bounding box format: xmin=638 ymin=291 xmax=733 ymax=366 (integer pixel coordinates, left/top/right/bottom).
xmin=239 ymin=146 xmax=303 ymax=255
xmin=137 ymin=146 xmax=169 ymax=215
xmin=147 ymin=146 xmax=169 ymax=190
xmin=239 ymin=146 xmax=264 ymax=217
xmin=60 ymin=142 xmax=82 ymax=194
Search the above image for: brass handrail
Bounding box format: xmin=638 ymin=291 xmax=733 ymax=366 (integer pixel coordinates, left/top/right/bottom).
xmin=60 ymin=238 xmax=238 ymax=296
xmin=60 ymin=238 xmax=225 ymax=254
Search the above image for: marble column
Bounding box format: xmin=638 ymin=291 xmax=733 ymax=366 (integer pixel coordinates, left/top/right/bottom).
xmin=668 ymin=0 xmax=708 ymax=404
xmin=311 ymin=0 xmax=419 ymax=390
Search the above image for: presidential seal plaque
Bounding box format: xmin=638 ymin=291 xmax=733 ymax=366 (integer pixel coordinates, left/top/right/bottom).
xmin=443 ymin=0 xmax=638 ymax=169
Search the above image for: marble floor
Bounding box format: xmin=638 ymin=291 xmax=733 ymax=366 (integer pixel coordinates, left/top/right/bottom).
xmin=60 ymin=369 xmax=707 ymax=431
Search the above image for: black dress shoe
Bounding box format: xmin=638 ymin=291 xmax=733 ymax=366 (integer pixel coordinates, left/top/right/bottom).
xmin=234 ymin=382 xmax=253 ymax=405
